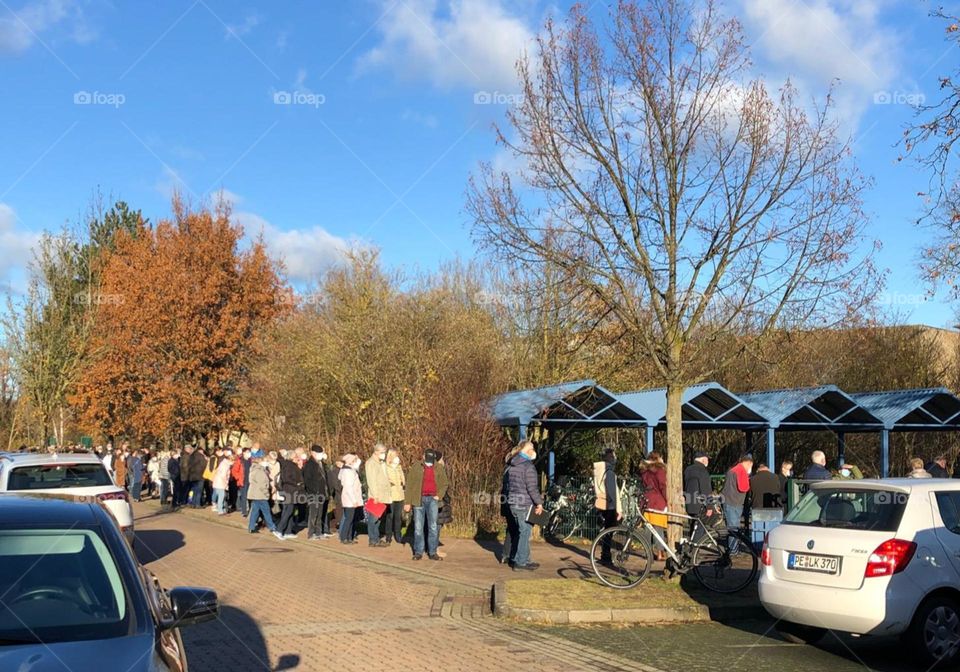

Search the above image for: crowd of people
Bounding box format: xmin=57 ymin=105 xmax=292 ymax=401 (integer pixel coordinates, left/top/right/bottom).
xmin=89 ymin=441 xmax=454 ymax=560
xmin=14 ymin=438 xmax=959 ymax=572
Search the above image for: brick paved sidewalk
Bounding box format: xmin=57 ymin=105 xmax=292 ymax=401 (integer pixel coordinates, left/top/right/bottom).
xmin=133 ymin=501 xmax=664 ymax=672
xmin=135 ymin=499 xmax=597 ymax=590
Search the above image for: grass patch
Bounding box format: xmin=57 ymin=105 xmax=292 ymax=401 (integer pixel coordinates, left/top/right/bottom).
xmin=505 ymin=577 xmax=760 ymax=611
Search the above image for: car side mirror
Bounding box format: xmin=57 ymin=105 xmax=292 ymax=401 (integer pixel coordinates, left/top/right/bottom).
xmin=167 ymin=587 xmax=219 ymax=627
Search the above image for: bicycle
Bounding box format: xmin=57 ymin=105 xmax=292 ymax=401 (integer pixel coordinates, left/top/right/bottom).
xmin=589 ymin=499 xmax=759 ymax=593
xmin=542 ymin=482 xmax=583 ymax=542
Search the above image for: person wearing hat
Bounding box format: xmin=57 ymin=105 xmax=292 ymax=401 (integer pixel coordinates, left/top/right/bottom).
xmin=246 ymin=450 xmax=284 ymax=539
xmin=403 ymin=448 xmax=449 ymax=561
xmin=683 ymin=450 xmax=712 ymax=517
xmin=303 ymin=445 xmax=331 ymax=540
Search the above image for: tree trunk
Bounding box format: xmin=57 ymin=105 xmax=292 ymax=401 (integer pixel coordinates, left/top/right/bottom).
xmin=664 ymin=382 xmax=685 ymax=550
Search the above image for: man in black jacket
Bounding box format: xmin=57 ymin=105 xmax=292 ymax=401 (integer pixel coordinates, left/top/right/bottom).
xmin=278 ymin=449 xmax=305 ymax=538
xmin=683 ymin=451 xmax=712 ymax=516
xmin=303 ymin=445 xmax=330 ymax=540
xmin=927 ymin=455 xmax=950 ymax=479
xmin=180 ymin=445 xmax=207 ymax=508
xmin=750 ymin=462 xmax=782 ymax=509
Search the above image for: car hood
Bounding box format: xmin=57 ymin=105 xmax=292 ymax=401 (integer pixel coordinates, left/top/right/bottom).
xmin=0 ymin=634 xmax=166 ymax=672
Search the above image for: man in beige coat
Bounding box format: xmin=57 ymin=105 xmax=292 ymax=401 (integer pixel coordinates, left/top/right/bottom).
xmin=365 ymin=443 xmax=393 ymax=547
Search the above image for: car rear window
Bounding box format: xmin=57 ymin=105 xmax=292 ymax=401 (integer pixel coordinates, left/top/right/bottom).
xmin=8 ymin=463 xmax=112 ymax=490
xmin=784 ymin=488 xmax=906 ymax=531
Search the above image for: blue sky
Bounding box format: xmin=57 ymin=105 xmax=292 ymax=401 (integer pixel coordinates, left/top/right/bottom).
xmin=0 ymin=0 xmax=956 ymax=326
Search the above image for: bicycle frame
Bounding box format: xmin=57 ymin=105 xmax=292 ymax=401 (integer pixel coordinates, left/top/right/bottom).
xmin=635 ymin=510 xmax=724 ymax=564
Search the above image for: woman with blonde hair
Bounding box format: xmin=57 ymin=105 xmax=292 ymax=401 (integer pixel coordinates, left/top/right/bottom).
xmin=385 ymin=449 xmax=406 ymax=544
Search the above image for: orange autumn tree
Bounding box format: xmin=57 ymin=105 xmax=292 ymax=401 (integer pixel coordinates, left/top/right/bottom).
xmin=72 ymin=197 xmax=287 ymax=442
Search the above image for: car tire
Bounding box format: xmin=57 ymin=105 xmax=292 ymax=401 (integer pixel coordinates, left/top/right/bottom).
xmin=775 ymin=621 xmax=826 ymax=645
xmin=907 ymin=596 xmax=960 ymax=667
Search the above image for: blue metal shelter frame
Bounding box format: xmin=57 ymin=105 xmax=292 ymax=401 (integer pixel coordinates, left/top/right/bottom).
xmin=490 ymin=381 xmax=960 ymax=479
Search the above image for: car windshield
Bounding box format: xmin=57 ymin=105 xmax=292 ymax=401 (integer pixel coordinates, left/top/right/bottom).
xmin=783 ymin=488 xmax=906 ymax=531
xmin=8 ymin=464 xmax=112 ymax=490
xmin=0 ymin=529 xmax=132 ymax=644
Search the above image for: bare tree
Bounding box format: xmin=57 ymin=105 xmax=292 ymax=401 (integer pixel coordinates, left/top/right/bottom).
xmin=468 ymin=0 xmax=877 ymax=539
xmin=903 ymin=8 xmax=960 ymax=298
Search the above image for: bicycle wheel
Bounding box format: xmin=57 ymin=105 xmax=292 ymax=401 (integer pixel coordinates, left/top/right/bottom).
xmin=590 ymin=526 xmax=653 ymax=589
xmin=691 ymin=529 xmax=759 ymax=593
xmin=545 ymin=506 xmax=578 ymax=542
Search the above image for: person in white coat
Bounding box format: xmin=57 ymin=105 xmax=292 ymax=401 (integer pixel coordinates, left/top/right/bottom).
xmin=338 ymin=454 xmax=363 ymax=544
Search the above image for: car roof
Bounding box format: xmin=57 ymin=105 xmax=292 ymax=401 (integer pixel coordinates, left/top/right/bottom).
xmin=0 ymin=492 xmax=105 ymax=526
xmin=809 ymin=478 xmax=960 ymax=494
xmin=0 ymin=452 xmax=104 ymax=466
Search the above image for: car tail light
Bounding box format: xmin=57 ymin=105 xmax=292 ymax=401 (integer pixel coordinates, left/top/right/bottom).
xmin=761 ymin=534 xmax=772 ymax=566
xmin=98 ymin=491 xmax=130 ymax=504
xmin=865 ymin=539 xmax=916 ymax=577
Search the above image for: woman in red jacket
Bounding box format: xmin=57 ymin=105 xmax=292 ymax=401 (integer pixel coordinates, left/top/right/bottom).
xmin=641 ymin=452 xmax=669 ymax=561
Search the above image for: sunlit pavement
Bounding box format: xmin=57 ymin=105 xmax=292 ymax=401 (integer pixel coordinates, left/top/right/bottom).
xmin=131 ymin=503 xmax=934 ymax=671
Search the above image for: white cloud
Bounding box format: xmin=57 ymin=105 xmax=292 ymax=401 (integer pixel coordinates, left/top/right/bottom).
xmin=233 ymin=210 xmax=352 ymax=284
xmin=0 ymin=0 xmax=89 ymax=55
xmin=225 ymin=12 xmax=260 ymax=39
xmin=739 ymin=0 xmax=898 ymax=124
xmin=357 ymin=0 xmax=534 ymax=91
xmin=0 ymin=204 xmax=41 ymax=295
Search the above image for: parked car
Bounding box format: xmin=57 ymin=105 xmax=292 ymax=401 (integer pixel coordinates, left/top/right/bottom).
xmin=0 ymin=493 xmax=218 ymax=671
xmin=0 ymin=452 xmax=135 ymax=543
xmin=760 ymin=479 xmax=960 ymax=665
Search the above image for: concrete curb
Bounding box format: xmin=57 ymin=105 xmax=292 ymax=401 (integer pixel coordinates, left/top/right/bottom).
xmin=492 ymin=580 xmax=767 ymax=625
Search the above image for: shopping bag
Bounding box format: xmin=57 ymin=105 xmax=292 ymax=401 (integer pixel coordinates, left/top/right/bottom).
xmin=364 ymin=498 xmax=387 ymax=519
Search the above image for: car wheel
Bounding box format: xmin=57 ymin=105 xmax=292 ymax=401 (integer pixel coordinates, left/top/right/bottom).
xmin=775 ymin=621 xmax=826 ymax=645
xmin=908 ymin=596 xmax=960 ymax=667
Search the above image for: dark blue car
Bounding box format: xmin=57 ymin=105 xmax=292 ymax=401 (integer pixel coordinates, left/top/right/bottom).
xmin=0 ymin=494 xmax=218 ymax=671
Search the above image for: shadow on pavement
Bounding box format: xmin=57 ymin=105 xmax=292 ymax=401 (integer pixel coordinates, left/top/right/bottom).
xmin=134 ymin=529 xmax=186 ymax=563
xmin=182 ymin=605 xmax=300 ymax=671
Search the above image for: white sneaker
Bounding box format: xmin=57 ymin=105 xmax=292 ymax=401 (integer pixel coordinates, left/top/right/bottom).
xmin=283 ymin=533 xmax=297 ymax=540
xmin=272 ymin=531 xmax=284 ymax=540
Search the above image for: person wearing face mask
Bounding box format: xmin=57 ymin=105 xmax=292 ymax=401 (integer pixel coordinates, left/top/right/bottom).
xmin=835 ymin=463 xmax=863 ymax=480
xmin=339 ymin=454 xmax=363 ymax=544
xmin=302 ymin=445 xmax=331 ymax=540
xmin=505 ymin=441 xmax=543 ymax=571
xmin=364 ymin=443 xmax=394 ymax=547
xmin=404 ymin=449 xmax=449 ymax=561
xmin=385 ymin=449 xmax=406 ymax=544
xmin=593 ymin=448 xmax=622 ymax=564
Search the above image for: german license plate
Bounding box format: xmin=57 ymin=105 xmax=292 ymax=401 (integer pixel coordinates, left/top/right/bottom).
xmin=787 ymin=552 xmax=840 ymax=575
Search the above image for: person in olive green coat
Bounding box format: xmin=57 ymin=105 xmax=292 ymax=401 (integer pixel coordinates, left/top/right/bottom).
xmin=403 ymin=450 xmax=448 ymax=560
xmin=385 ymin=448 xmax=406 ymax=544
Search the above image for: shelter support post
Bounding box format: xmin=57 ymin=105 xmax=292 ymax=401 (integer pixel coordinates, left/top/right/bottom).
xmin=518 ymin=424 xmax=527 ymax=442
xmin=837 ymin=432 xmax=846 ymax=468
xmin=547 ymin=430 xmax=556 ymax=484
xmin=645 ymin=425 xmax=654 ymax=456
xmin=766 ymin=428 xmax=775 ymax=469
xmin=881 ymin=429 xmax=890 ymax=478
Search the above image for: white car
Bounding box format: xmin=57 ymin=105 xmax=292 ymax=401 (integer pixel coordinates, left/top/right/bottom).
xmin=760 ymin=478 xmax=960 ymax=666
xmin=0 ymin=452 xmax=135 ymax=543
